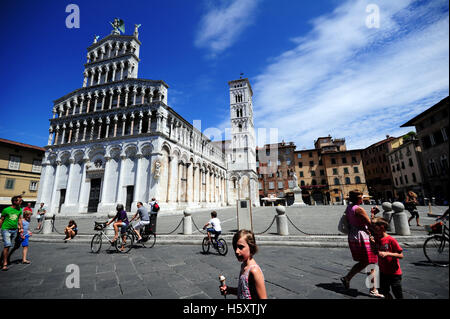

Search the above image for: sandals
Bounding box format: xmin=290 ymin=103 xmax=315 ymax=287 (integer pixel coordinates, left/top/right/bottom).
xmin=340 ymin=277 xmax=350 ymax=289
xmin=2 ymin=266 xmax=8 ymax=271
xmin=22 ymin=260 xmax=31 ymax=264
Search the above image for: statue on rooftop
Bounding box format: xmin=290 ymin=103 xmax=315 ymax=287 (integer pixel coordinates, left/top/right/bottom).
xmin=110 ymin=18 xmax=125 ymax=35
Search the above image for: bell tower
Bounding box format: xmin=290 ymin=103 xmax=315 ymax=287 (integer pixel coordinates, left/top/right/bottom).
xmin=227 ymin=77 xmax=259 ymax=206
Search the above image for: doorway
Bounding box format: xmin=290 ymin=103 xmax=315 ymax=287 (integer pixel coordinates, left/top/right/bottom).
xmin=88 ymin=179 xmax=101 ymax=213
xmin=58 ymin=189 xmax=66 ymax=214
xmin=126 ymin=185 xmax=134 ymax=212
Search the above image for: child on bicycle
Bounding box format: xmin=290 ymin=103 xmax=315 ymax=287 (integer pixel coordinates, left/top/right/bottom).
xmin=372 ymin=217 xmax=404 ymax=299
xmin=220 ymin=229 xmax=267 ymax=299
xmin=203 ymin=211 xmax=221 ymax=244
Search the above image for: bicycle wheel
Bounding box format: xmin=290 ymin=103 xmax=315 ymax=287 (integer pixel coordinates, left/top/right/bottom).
xmin=202 ymin=237 xmax=210 ymax=253
xmin=116 ymin=233 xmax=134 ymax=253
xmin=217 ymin=238 xmax=228 ymax=256
xmin=90 ymin=234 xmax=102 ymax=253
xmin=423 ymin=235 xmax=449 ymax=266
xmin=146 ymin=232 xmax=156 ymax=248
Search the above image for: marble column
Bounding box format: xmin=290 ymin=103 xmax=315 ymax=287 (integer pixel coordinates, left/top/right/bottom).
xmin=63 ymin=158 xmax=76 ymax=206
xmin=124 ymin=86 xmax=129 ymax=107
xmin=77 ymin=158 xmax=89 ymax=213
xmin=49 ymin=161 xmax=61 ymax=214
xmin=48 ymin=127 xmax=54 ymax=146
xmin=82 ymin=120 xmax=87 ymax=141
xmin=130 ymin=113 xmax=135 ymax=135
xmin=187 ymin=163 xmax=193 ymax=203
xmin=101 ymin=90 xmax=106 ymax=110
xmin=133 ymin=153 xmax=143 ymax=205
xmin=99 ymin=155 xmax=111 ymax=206
xmin=105 ymin=117 xmax=110 ymax=139
xmin=109 ymin=89 xmax=114 ymax=109
xmin=97 ymin=118 xmax=103 ymax=139
xmin=116 ymin=154 xmax=127 ymax=204
xmin=75 ymin=121 xmax=80 ymax=142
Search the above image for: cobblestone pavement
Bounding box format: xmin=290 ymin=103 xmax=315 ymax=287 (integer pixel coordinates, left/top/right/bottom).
xmin=0 ymin=241 xmax=447 ymax=299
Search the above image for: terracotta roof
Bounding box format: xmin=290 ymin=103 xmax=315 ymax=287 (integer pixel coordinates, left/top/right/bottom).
xmin=0 ymin=138 xmax=46 ymax=152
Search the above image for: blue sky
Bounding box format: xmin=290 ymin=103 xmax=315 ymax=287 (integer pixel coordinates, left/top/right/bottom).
xmin=0 ymin=0 xmax=448 ymax=150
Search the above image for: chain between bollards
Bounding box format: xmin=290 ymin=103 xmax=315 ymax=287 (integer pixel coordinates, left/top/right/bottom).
xmin=191 ymin=217 xmax=207 ymax=234
xmin=255 ymin=216 xmax=277 ymax=235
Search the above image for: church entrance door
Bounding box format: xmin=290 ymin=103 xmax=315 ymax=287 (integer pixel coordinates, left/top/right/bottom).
xmin=88 ymin=179 xmax=101 ymax=213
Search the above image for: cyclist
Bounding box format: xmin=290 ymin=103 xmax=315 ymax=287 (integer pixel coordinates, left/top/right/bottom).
xmin=130 ymin=202 xmax=150 ymax=242
xmin=106 ymin=204 xmax=129 ymax=245
xmin=203 ymin=211 xmax=222 ymax=245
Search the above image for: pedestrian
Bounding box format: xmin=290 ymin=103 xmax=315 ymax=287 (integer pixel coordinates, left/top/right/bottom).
xmin=64 ymin=220 xmax=78 ymax=241
xmin=340 ymin=190 xmax=384 ymax=298
xmin=219 ymin=229 xmax=267 ymax=299
xmin=203 ymin=211 xmax=222 ymax=244
xmin=0 ymin=195 xmax=24 ymax=271
xmin=405 ymin=191 xmax=421 ymax=226
xmin=372 ymin=217 xmax=404 ymax=299
xmin=18 ymin=211 xmax=32 ymax=264
xmin=36 ymin=203 xmax=46 ymax=230
xmin=130 ymin=202 xmax=150 ymax=242
xmin=148 ymin=197 xmax=159 ymax=233
xmin=106 ymin=204 xmax=129 ymax=249
xmin=23 ymin=203 xmax=33 ymax=215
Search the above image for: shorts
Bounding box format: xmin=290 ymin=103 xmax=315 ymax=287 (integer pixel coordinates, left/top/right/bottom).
xmin=121 ymin=224 xmax=128 ymax=234
xmin=19 ymin=234 xmax=30 ymax=247
xmin=207 ymin=228 xmax=221 ymax=238
xmin=1 ymin=229 xmax=18 ymax=248
xmin=409 ymin=210 xmax=419 ymax=218
xmin=134 ymin=220 xmax=150 ymax=230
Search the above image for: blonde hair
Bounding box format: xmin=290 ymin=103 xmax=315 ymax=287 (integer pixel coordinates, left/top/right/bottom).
xmin=407 ymin=191 xmax=417 ymax=198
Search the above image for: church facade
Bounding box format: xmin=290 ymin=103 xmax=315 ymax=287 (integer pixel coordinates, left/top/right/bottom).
xmin=35 ymin=24 xmax=259 ymax=215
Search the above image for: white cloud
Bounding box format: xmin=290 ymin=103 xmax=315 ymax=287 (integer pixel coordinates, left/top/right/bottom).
xmin=195 ymin=0 xmax=260 ymax=57
xmin=252 ymin=0 xmax=449 ymax=150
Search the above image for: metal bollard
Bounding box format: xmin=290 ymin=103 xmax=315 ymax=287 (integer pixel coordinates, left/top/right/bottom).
xmin=275 ymin=206 xmax=289 ymax=236
xmin=382 ymin=202 xmax=395 ymax=233
xmin=183 ymin=209 xmax=192 ymax=235
xmin=392 ymin=202 xmax=411 ymax=236
xmin=105 ymin=212 xmax=116 ymax=236
xmin=43 ymin=213 xmax=54 ymax=234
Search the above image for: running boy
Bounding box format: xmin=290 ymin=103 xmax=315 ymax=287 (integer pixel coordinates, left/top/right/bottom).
xmin=372 ymin=217 xmax=404 ymax=299
xmin=203 ymin=211 xmax=221 ymax=244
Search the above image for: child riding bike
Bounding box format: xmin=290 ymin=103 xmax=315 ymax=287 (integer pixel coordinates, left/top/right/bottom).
xmin=203 ymin=211 xmax=222 ymax=244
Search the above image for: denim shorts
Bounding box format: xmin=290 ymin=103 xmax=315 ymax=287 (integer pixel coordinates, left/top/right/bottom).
xmin=1 ymin=229 xmax=18 ymax=248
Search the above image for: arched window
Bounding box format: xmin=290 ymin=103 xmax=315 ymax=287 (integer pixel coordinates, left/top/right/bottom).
xmin=355 ymin=176 xmax=361 ymax=184
xmin=238 ymin=124 xmax=242 ymax=132
xmin=345 ymin=177 xmax=351 ymax=184
xmin=312 ymin=179 xmax=317 ymax=185
xmin=334 ymin=178 xmax=340 ymax=185
xmin=300 ymin=180 xmax=305 ymax=186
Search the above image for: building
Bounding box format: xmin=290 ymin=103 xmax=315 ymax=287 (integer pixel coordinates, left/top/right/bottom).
xmin=0 ymin=138 xmax=45 ymax=211
xmin=362 ymin=135 xmax=396 ymax=202
xmin=36 ymin=22 xmax=258 ymax=215
xmin=401 ymin=96 xmax=449 ymax=204
xmin=256 ymin=141 xmax=296 ymax=205
xmin=318 ymin=137 xmax=368 ymax=205
xmin=257 ymin=136 xmax=369 ymax=205
xmin=386 ymin=134 xmax=426 ymax=202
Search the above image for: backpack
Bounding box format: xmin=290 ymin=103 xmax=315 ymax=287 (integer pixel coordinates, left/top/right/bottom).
xmin=338 ymin=212 xmax=349 ymax=234
xmin=153 ymin=202 xmax=160 ymax=213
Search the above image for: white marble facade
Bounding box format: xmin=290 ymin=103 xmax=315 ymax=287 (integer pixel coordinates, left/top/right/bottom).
xmin=36 ymin=25 xmax=259 ymax=215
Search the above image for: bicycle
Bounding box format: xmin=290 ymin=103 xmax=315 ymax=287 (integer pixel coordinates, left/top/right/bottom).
xmin=90 ymin=221 xmax=133 ymax=254
xmin=126 ymin=222 xmax=156 ymax=248
xmin=202 ymin=231 xmax=228 ymax=256
xmin=423 ymin=223 xmax=449 ymax=267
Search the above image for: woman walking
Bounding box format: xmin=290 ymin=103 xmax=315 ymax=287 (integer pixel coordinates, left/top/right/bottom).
xmin=405 ymin=191 xmax=421 ymax=226
xmin=340 ymin=190 xmax=383 ymax=298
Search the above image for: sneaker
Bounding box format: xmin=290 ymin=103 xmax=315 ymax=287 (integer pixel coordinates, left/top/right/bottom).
xmin=369 ymin=289 xmax=384 ymax=298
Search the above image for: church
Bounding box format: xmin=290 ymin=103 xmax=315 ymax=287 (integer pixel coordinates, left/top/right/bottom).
xmin=35 ymin=21 xmax=259 ymax=215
